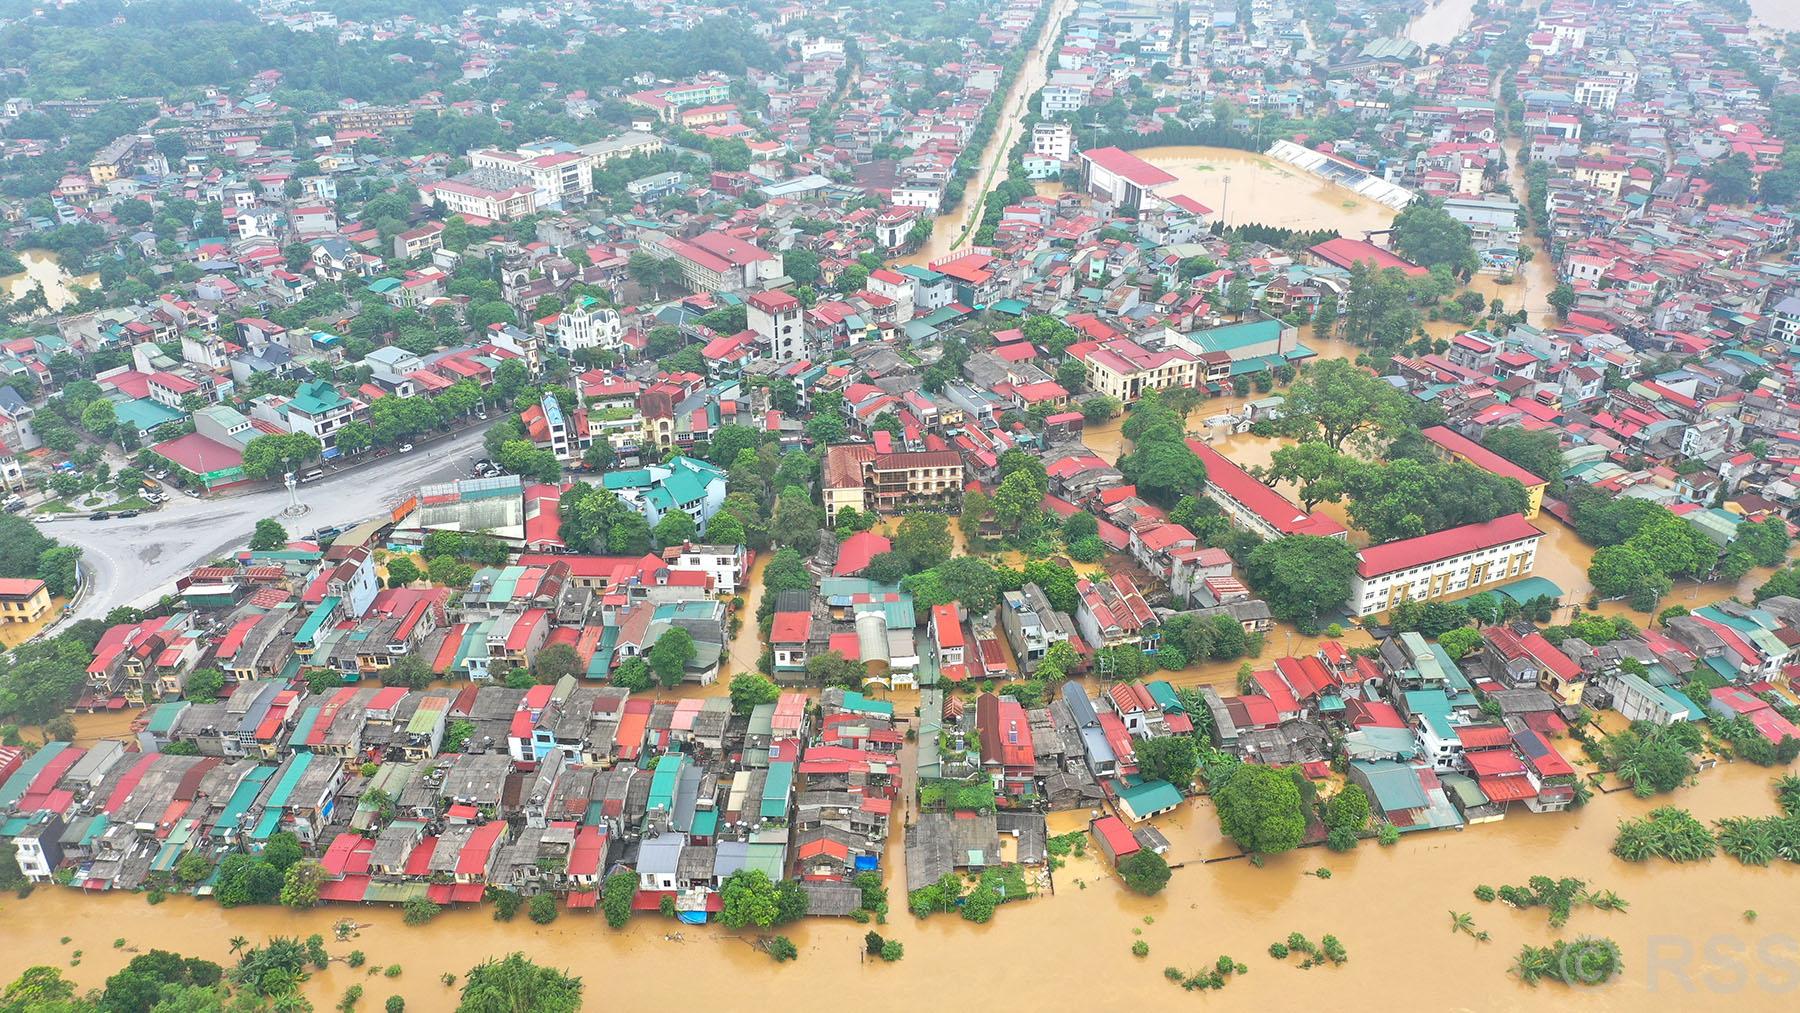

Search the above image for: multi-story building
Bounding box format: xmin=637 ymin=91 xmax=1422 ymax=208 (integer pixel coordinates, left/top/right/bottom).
xmin=1420 ymin=426 xmax=1547 ymax=519
xmin=1031 ymin=121 xmax=1073 ymax=162
xmin=469 ymin=147 xmax=593 ymax=208
xmin=282 ymin=380 xmax=357 ymax=458
xmin=552 ymin=296 xmax=622 ymax=354
xmin=821 ymin=442 xmax=964 ymax=523
xmin=1186 ymin=440 xmax=1348 ymax=542
xmin=393 ymin=222 xmax=445 ymax=261
xmin=1067 ymin=335 xmax=1199 ymax=403
xmin=577 ymin=131 xmax=666 ymax=166
xmin=425 ymin=173 xmax=538 ymax=222
xmin=0 ymin=578 xmax=50 ymax=624
xmin=643 ymin=230 xmax=781 ymax=294
xmin=747 ymin=289 xmax=805 ymax=361
xmin=1349 ymin=514 xmax=1543 ymax=617
xmin=996 ymin=583 xmax=1077 ymax=676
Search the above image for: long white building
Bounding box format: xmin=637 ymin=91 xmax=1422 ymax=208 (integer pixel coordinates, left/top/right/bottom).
xmin=1349 ymin=514 xmax=1543 ymax=617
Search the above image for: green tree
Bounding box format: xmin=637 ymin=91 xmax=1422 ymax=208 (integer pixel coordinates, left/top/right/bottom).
xmin=1117 ymin=849 xmax=1171 ymax=896
xmin=380 ymin=654 xmax=434 ymax=690
xmin=456 ymin=953 xmax=582 ymax=1013
xmin=772 ymin=486 xmax=820 ymax=551
xmin=240 ymin=433 xmax=324 ymax=480
xmin=648 ymin=627 xmax=697 ymax=687
xmin=1323 ymin=784 xmax=1371 ymax=852
xmin=1481 ymin=427 xmax=1563 ymax=491
xmin=533 ymin=643 xmax=582 ymax=683
xmin=729 ymin=672 xmax=780 ymax=715
xmin=1245 ymin=536 xmax=1357 ymax=633
xmin=607 ymin=656 xmax=652 ymax=692
xmin=1548 ymin=282 xmax=1576 ymax=320
xmin=249 ymin=518 xmax=289 ymax=551
xmin=527 ymin=893 xmax=559 ymax=925
xmin=720 ymin=869 xmax=782 ymax=928
xmin=80 ymin=398 xmax=116 ymax=439
xmin=185 ymin=668 xmax=226 ymax=701
xmin=280 ymin=860 xmax=324 ymax=909
xmin=1213 ymin=763 xmax=1306 ymax=855
xmin=1278 ymin=359 xmax=1410 ymax=451
xmin=386 ymin=556 xmax=420 ymax=587
xmin=893 ymin=512 xmax=953 ymax=568
xmin=1262 ymin=442 xmax=1347 ymax=511
xmin=1391 ymin=199 xmax=1478 ymax=275
xmin=601 ymin=871 xmax=637 ymax=928
xmin=1135 ymin=735 xmax=1198 ymax=787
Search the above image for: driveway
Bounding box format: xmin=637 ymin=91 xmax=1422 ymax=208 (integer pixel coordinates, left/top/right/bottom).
xmin=42 ymin=422 xmax=497 ymax=624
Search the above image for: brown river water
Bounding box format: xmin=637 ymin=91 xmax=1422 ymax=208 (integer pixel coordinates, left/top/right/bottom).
xmin=16 ymin=9 xmax=1798 ymax=1006
xmin=1 ymin=250 xmax=96 ymax=313
xmin=898 ymin=0 xmax=1079 ymax=266
xmin=5 ymin=759 xmax=1798 ymax=1011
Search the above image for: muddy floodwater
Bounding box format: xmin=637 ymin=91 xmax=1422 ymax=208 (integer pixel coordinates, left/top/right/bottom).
xmin=1751 ymin=0 xmax=1800 ymax=32
xmin=1131 ymin=146 xmax=1399 ymax=234
xmin=0 ymin=250 xmax=96 ymax=313
xmin=898 ymin=0 xmax=1078 ymax=266
xmin=6 ymin=760 xmax=1800 ymax=1011
xmin=1406 ymin=0 xmax=1479 ymax=48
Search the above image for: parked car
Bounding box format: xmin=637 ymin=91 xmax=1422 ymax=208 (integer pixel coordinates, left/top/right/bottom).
xmin=116 ymin=510 xmax=139 ymax=519
xmin=89 ymin=511 xmax=110 ymax=521
xmin=398 ymin=443 xmax=414 ymax=453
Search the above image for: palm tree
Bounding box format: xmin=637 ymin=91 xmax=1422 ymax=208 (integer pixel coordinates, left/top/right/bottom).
xmin=1511 ymin=946 xmax=1553 ymax=984
xmin=1449 ymin=911 xmax=1476 ymax=937
xmin=228 ymin=935 xmax=248 ymax=955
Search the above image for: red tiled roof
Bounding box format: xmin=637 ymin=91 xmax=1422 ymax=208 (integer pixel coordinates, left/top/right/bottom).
xmin=1309 ymin=237 xmax=1429 ymax=277
xmin=1422 ymin=426 xmax=1545 ymax=487
xmin=1186 ymin=440 xmax=1345 ymax=537
xmin=1355 ymin=514 xmax=1542 ymax=578
xmin=1082 ymin=146 xmax=1177 ymax=187
xmin=771 ymin=611 xmax=810 ymax=644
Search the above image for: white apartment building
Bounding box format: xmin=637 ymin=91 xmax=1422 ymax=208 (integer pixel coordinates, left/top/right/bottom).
xmin=469 ymin=147 xmax=593 ymax=208
xmin=747 ymin=288 xmax=805 ymax=362
xmin=426 ymin=175 xmax=537 ymax=222
xmin=1031 ymin=122 xmax=1074 ymax=162
xmin=1349 ymin=514 xmax=1543 ymax=617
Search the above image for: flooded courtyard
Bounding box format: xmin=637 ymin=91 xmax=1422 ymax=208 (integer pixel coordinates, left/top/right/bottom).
xmin=1134 ymin=146 xmax=1399 ymax=234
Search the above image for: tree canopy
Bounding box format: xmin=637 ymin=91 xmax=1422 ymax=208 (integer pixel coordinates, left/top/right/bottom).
xmin=1213 ymin=763 xmax=1307 ymax=855
xmin=1276 ymin=359 xmax=1410 ymax=451
xmin=1245 ymin=536 xmax=1356 ymax=633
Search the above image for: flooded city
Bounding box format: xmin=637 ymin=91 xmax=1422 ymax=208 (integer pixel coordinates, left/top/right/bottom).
xmin=0 ymin=0 xmax=1796 ymax=1004
xmin=4 ymin=759 xmax=1797 ymax=1011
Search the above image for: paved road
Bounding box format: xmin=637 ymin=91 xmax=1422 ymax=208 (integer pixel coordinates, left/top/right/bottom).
xmin=41 ymin=423 xmax=496 ymax=624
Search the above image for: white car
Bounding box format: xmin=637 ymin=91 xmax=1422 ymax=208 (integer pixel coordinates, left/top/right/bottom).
xmin=398 ymin=443 xmax=415 ymax=453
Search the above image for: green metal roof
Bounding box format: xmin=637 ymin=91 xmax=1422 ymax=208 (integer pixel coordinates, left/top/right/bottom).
xmin=1117 ymin=778 xmax=1183 ymax=817
xmin=1493 ymin=576 xmax=1564 ymax=605
xmin=690 ymin=808 xmax=719 ymax=838
xmin=835 ymin=690 xmax=893 ymax=717
xmin=252 ymin=752 xmax=314 ymax=840
xmin=212 ymin=765 xmax=277 ymax=836
xmin=761 ymin=761 xmax=794 ymax=818
xmin=0 ymin=742 xmax=68 ymax=809
xmin=296 ymin=597 xmax=341 ymax=645
xmin=1187 ymin=319 xmax=1283 ymax=353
